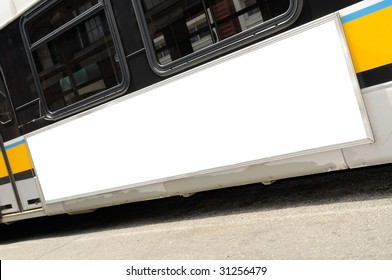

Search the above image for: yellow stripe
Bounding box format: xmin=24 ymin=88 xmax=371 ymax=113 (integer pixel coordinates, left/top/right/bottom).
xmin=6 ymin=142 xmax=34 ymax=174
xmin=343 ymin=6 xmax=392 ymax=73
xmin=0 ymin=153 xmax=8 ymax=178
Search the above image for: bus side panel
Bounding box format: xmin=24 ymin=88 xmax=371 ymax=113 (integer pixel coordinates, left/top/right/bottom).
xmin=26 ymin=16 xmax=372 ymax=204
xmin=340 ymin=1 xmax=392 ymax=167
xmin=343 ymin=84 xmax=392 ymax=168
xmin=5 ymin=139 xmax=42 ymax=210
xmin=0 ymin=153 xmax=19 ymax=214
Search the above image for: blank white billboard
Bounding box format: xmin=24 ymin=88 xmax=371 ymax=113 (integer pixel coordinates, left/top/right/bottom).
xmin=27 ymin=14 xmax=372 ymax=202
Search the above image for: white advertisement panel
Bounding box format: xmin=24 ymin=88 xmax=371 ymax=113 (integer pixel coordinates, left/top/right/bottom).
xmin=26 ymin=15 xmax=372 ymax=202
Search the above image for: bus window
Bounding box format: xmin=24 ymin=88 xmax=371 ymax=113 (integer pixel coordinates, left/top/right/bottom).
xmin=0 ymin=70 xmax=12 ymax=124
xmin=135 ymin=0 xmax=299 ymax=73
xmin=22 ymin=0 xmax=127 ymax=118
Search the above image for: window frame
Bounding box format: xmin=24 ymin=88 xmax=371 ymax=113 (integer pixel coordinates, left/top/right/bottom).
xmin=0 ymin=66 xmax=13 ymax=125
xmin=20 ymin=0 xmax=129 ymax=120
xmin=133 ymin=0 xmax=303 ymax=76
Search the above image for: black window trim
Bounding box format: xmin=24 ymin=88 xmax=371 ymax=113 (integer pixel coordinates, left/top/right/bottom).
xmin=133 ymin=0 xmax=303 ymax=76
xmin=20 ymin=0 xmax=130 ymax=121
xmin=28 ymin=2 xmax=104 ymax=51
xmin=0 ymin=65 xmax=14 ymax=125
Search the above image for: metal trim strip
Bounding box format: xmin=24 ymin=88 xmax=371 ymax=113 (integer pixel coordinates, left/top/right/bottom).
xmin=341 ymin=0 xmax=392 ymax=23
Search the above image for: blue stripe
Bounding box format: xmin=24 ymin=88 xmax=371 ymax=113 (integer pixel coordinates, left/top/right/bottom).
xmin=5 ymin=139 xmax=26 ymax=150
xmin=341 ymin=0 xmax=392 ymax=23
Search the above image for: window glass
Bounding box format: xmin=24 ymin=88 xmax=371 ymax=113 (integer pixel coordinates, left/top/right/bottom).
xmin=140 ymin=0 xmax=291 ymax=65
xmin=26 ymin=0 xmax=99 ymax=44
xmin=31 ymin=10 xmax=121 ymax=112
xmin=0 ymin=73 xmax=12 ymax=124
xmin=24 ymin=0 xmax=125 ymax=116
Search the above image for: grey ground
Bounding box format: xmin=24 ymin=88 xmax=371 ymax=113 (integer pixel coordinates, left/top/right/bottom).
xmin=1 ymin=164 xmax=392 ymax=259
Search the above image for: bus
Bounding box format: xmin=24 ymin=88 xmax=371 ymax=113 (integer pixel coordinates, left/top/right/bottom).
xmin=0 ymin=0 xmax=391 ymax=224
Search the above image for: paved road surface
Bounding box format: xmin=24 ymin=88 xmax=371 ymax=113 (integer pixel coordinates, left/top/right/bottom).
xmin=1 ymin=164 xmax=392 ymax=259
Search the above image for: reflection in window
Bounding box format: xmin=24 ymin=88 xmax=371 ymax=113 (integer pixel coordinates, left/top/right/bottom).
xmin=24 ymin=0 xmax=124 ymax=114
xmin=140 ymin=0 xmax=290 ymax=65
xmin=0 ymin=72 xmax=12 ymax=124
xmin=26 ymin=0 xmax=99 ymax=44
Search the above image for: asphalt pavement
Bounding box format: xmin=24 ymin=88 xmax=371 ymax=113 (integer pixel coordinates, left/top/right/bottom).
xmin=1 ymin=163 xmax=392 ymax=259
